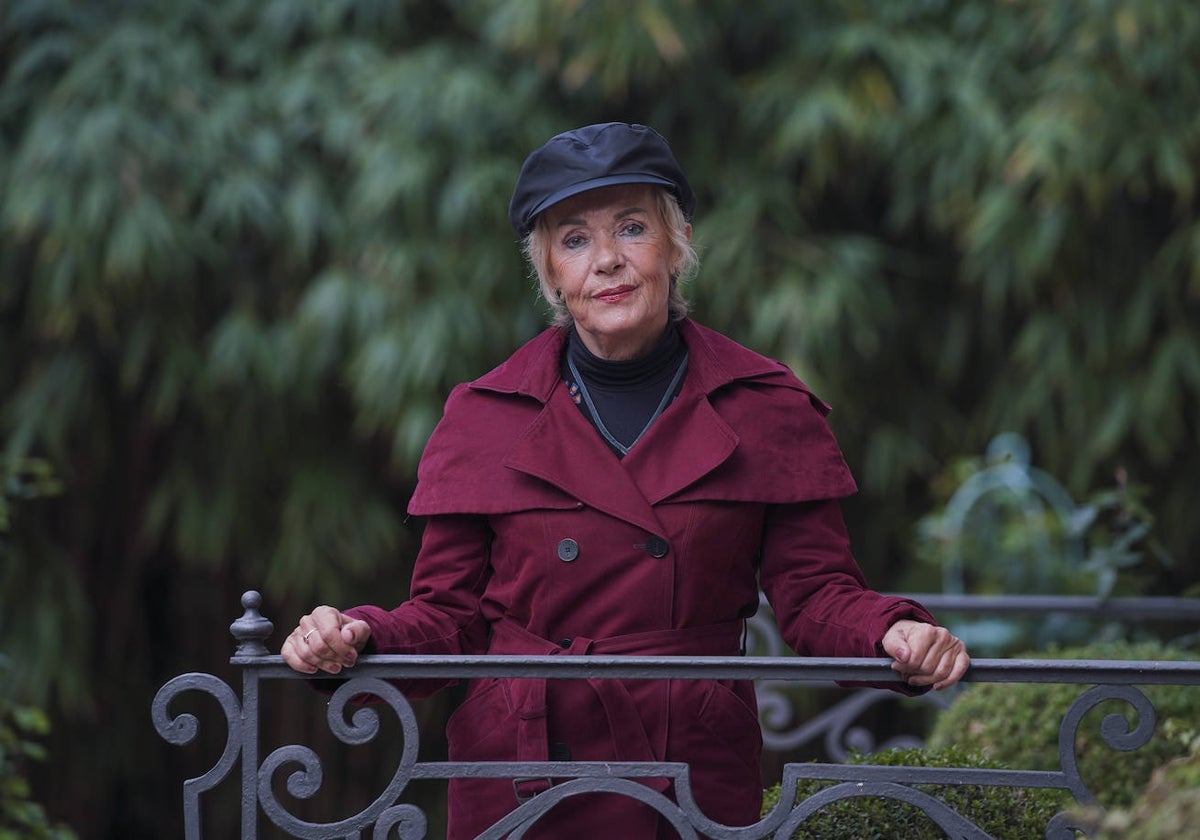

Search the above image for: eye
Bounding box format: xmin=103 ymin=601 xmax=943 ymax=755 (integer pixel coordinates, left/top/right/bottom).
xmin=562 ymin=233 xmax=587 ymax=249
xmin=619 ymin=221 xmax=645 ymax=237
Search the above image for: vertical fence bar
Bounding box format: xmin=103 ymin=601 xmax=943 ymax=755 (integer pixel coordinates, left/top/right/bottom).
xmin=241 ymin=669 xmax=259 ymax=840
xmin=230 ymin=591 xmax=274 ymax=840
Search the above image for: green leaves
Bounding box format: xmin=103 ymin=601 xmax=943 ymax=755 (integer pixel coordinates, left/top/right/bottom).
xmin=0 ymin=682 xmax=77 ymax=840
xmin=763 ymin=745 xmax=1064 ymax=839
xmin=0 ymin=458 xmax=61 ymax=535
xmin=2 ymin=0 xmax=1197 ymax=648
xmin=0 ymin=0 xmax=1195 ymax=663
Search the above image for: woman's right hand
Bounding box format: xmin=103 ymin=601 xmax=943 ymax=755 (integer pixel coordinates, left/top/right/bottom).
xmin=281 ymin=605 xmax=372 ymax=675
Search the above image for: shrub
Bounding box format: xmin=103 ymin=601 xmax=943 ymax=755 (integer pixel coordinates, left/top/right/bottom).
xmin=1080 ymin=736 xmax=1200 ymax=839
xmin=927 ymin=640 xmax=1200 ymax=809
xmin=761 ymin=745 xmax=1064 ymax=839
xmin=0 ymin=675 xmax=77 ymax=840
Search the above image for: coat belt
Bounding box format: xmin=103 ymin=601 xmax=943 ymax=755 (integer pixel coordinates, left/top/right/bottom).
xmin=488 ymin=618 xmax=745 ymax=802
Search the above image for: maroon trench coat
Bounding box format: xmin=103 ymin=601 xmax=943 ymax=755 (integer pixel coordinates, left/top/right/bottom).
xmin=347 ymin=319 xmax=934 ymax=838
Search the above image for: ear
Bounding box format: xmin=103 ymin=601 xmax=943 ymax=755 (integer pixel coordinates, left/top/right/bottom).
xmin=540 ymin=256 xmax=558 ymax=284
xmin=537 ymin=259 xmax=558 ymax=300
xmin=670 ymin=223 xmax=693 ymax=277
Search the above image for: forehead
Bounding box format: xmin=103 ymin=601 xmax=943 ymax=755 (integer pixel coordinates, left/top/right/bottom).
xmin=542 ymin=183 xmax=657 ymax=225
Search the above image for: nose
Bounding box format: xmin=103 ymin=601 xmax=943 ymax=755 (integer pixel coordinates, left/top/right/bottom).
xmin=592 ymin=232 xmax=624 ymax=274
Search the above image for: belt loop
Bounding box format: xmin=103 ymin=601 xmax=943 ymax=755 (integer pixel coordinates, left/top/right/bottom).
xmin=513 ymin=777 xmax=552 ymax=803
xmin=514 ymin=677 xmax=552 ymax=803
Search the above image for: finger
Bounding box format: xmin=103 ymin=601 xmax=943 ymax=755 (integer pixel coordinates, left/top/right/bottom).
xmin=305 ymin=607 xmax=348 ymax=649
xmin=302 ymin=622 xmax=333 ymax=652
xmin=340 ymin=618 xmax=372 ymax=653
xmin=301 ymin=623 xmax=350 ymax=674
xmin=306 ymin=609 xmax=373 ymax=673
xmin=894 ymin=630 xmax=957 ymax=683
xmin=281 ymin=631 xmax=319 ymax=674
xmin=914 ymin=632 xmax=953 ymax=674
xmin=889 ymin=625 xmax=935 ymax=670
xmin=286 ymin=610 xmax=346 ymax=672
xmin=881 ymin=619 xmax=918 ymax=661
xmin=933 ymin=650 xmax=972 ymax=691
xmin=914 ymin=639 xmax=966 ymax=688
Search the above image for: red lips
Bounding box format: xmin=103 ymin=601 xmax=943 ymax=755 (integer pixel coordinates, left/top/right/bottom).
xmin=595 ymin=285 xmax=635 ymax=301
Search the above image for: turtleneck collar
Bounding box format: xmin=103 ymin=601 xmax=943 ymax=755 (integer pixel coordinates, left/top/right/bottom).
xmin=566 ymin=322 xmax=684 ymax=389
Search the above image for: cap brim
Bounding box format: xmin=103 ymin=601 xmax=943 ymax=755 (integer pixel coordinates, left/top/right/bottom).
xmin=525 ymin=174 xmax=678 ymax=231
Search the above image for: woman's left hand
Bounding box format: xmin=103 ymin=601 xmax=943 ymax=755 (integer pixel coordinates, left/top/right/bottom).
xmin=881 ymin=620 xmax=970 ymax=691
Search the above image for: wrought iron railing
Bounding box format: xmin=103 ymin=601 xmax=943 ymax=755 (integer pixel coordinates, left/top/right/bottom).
xmin=748 ymin=592 xmax=1200 ymax=761
xmin=153 ymin=591 xmax=1200 ymax=839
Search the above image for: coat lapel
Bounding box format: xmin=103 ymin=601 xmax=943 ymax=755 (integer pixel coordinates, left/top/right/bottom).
xmin=621 ymin=376 xmax=739 ymax=504
xmin=503 ymin=380 xmax=669 ymax=536
xmin=481 ymin=319 xmax=804 ymax=526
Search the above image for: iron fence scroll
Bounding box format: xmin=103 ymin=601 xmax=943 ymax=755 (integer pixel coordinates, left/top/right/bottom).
xmin=153 ymin=591 xmax=1200 ymax=839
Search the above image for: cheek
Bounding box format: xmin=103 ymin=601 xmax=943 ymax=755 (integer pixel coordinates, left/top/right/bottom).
xmin=549 ymin=254 xmax=587 ymax=292
xmin=636 ymin=242 xmax=674 ymax=280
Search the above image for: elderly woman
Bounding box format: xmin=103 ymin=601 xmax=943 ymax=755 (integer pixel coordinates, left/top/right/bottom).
xmin=283 ymin=122 xmax=969 ymax=838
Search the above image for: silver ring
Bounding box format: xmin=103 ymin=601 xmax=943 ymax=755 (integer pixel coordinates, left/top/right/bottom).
xmin=303 ymin=628 xmax=317 ymax=642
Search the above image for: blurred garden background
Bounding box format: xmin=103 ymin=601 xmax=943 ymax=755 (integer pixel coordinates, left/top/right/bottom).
xmin=2 ymin=0 xmax=1198 ymax=836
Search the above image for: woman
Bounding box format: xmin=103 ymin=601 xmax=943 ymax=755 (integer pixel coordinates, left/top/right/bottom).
xmin=283 ymin=122 xmax=970 ymax=838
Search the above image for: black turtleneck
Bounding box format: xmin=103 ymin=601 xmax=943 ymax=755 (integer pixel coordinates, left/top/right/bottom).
xmin=562 ymin=323 xmax=689 ymax=457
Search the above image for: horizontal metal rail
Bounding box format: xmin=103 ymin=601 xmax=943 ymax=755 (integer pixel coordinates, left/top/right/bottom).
xmin=233 ymin=653 xmax=1200 ymax=686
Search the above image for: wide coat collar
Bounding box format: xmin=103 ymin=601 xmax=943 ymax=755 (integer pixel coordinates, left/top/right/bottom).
xmin=407 ymin=319 xmax=856 ymax=533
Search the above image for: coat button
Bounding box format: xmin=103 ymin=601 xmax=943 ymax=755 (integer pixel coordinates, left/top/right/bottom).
xmin=558 ymin=638 xmax=573 ymax=649
xmin=556 ymin=538 xmax=580 ymax=562
xmin=644 ymin=536 xmax=669 ymax=558
xmin=549 ymin=741 xmax=572 ymax=761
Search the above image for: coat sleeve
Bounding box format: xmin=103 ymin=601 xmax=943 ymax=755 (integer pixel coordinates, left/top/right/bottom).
xmin=343 ymin=513 xmax=493 ymax=698
xmin=758 ymin=499 xmax=935 ymax=659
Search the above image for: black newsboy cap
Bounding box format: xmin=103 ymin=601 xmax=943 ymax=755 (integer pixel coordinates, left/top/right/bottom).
xmin=508 ymin=122 xmax=696 ymax=237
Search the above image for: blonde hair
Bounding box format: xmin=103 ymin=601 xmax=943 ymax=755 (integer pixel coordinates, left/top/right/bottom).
xmin=522 ymin=187 xmax=698 ymax=327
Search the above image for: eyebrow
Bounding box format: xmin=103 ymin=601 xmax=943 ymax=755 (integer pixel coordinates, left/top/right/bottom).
xmin=555 ymin=206 xmax=648 ymax=228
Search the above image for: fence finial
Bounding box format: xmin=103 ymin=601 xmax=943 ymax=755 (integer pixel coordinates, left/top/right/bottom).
xmin=230 ymin=590 xmax=274 ymax=656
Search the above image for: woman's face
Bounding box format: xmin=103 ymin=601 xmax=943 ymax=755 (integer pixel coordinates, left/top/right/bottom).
xmin=542 ymin=184 xmax=688 ymax=360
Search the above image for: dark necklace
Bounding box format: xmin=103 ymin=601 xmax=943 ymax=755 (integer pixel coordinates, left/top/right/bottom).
xmin=566 ymin=352 xmax=688 ymax=456
xmin=563 ymin=325 xmax=689 ymax=457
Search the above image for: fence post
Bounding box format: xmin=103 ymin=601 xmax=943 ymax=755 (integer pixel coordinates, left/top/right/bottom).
xmin=230 ymin=590 xmax=273 ymax=839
